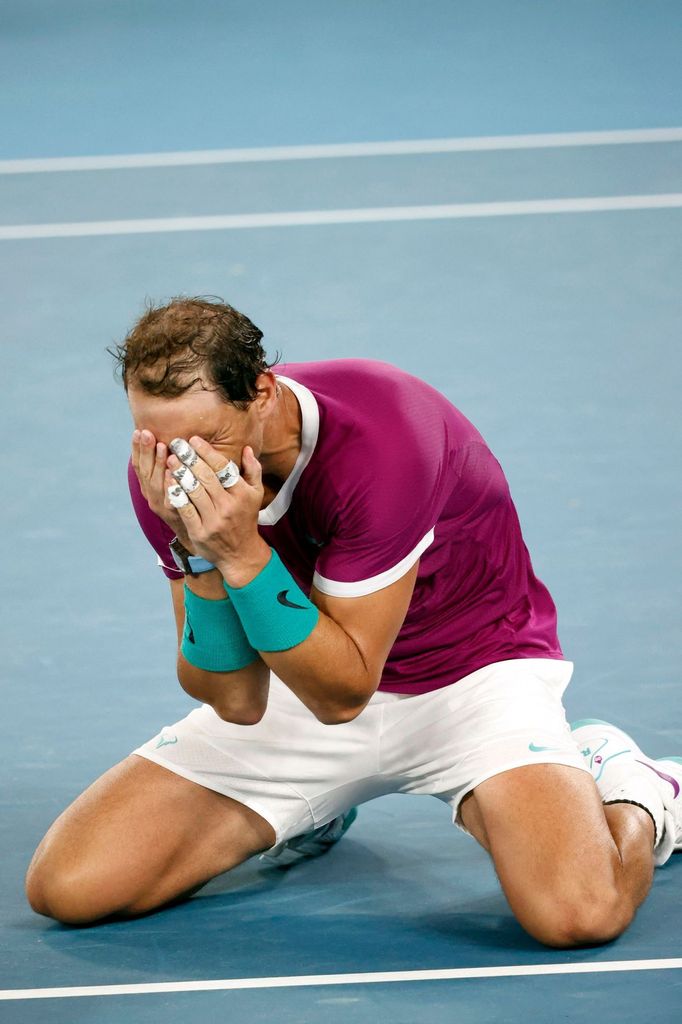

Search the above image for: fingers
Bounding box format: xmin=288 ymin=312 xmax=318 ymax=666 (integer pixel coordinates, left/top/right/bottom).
xmin=165 ymin=470 xmax=201 ymax=522
xmin=240 ymin=446 xmax=263 ymax=489
xmin=137 ymin=432 xmax=251 ymax=505
xmin=186 ymin=436 xmax=228 ymax=474
xmin=167 ymin=483 xmax=190 ymax=509
xmin=170 ymin=464 xmax=228 ymax=517
xmin=137 ymin=429 xmax=157 ymax=478
xmin=171 ymin=465 xmax=201 ymax=494
xmin=168 ymin=450 xmax=224 ymax=505
xmin=166 ymin=437 xmax=244 ymax=531
xmin=170 ymin=435 xmax=243 ymax=496
xmin=132 ymin=429 xmax=167 ymax=497
xmin=216 ymin=459 xmax=241 ymax=489
xmin=168 ymin=437 xmax=198 ymax=468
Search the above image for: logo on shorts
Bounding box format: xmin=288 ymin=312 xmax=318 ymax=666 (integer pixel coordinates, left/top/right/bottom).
xmin=528 ymin=742 xmax=560 ymax=752
xmin=156 ymin=733 xmax=178 ymax=749
xmin=277 ymin=590 xmax=307 ymax=610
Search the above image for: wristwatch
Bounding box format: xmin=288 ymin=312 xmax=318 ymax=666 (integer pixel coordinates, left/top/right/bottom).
xmin=169 ymin=537 xmax=216 ymax=576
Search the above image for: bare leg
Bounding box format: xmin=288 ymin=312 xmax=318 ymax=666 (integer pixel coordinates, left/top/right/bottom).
xmin=26 ymin=754 xmax=276 ymax=925
xmin=459 ymin=763 xmax=655 ymax=948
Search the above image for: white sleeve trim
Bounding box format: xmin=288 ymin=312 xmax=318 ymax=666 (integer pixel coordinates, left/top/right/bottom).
xmin=312 ymin=528 xmax=435 ymax=598
xmin=157 ymin=553 xmax=181 ymax=574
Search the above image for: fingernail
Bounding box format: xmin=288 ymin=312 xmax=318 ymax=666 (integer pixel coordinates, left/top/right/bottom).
xmin=169 ymin=438 xmax=198 ymax=467
xmin=141 ymin=429 xmax=153 ymax=445
xmin=167 ymin=484 xmax=190 ymax=508
xmin=172 ymin=466 xmax=200 ymax=492
xmin=132 ymin=429 xmax=140 ymax=443
xmin=156 ymin=443 xmax=165 ymax=458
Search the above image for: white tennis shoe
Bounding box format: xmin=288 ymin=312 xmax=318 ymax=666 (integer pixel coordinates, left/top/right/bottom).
xmin=261 ymin=807 xmax=358 ymax=867
xmin=571 ymin=718 xmax=682 ymax=866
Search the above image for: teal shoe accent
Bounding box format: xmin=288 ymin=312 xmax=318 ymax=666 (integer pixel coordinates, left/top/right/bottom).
xmin=570 ymin=718 xmax=611 ymax=730
xmin=336 ymin=805 xmax=358 ymax=837
xmin=301 ymin=806 xmax=358 ymax=850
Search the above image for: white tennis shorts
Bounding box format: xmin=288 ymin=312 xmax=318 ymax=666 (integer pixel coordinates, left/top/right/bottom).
xmin=133 ymin=657 xmax=589 ymax=849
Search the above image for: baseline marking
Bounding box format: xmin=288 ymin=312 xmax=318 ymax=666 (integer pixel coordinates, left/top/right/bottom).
xmin=2 ymin=958 xmax=681 ymax=1001
xmin=2 ymin=193 xmax=681 ymax=241
xmin=2 ymin=127 xmax=681 ymax=174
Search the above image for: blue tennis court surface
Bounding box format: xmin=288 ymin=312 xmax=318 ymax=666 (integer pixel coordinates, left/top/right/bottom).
xmin=2 ymin=2 xmax=681 ymax=1020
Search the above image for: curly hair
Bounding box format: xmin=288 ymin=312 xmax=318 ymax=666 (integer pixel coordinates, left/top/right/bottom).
xmin=108 ymin=296 xmax=280 ymax=410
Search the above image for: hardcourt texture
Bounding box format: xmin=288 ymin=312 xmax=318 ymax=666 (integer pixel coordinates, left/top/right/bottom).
xmin=2 ymin=2 xmax=682 ymax=1022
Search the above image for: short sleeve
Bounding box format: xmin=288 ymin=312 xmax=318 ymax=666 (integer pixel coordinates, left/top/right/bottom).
xmin=310 ymin=439 xmax=445 ymax=598
xmin=127 ymin=460 xmax=184 ymax=580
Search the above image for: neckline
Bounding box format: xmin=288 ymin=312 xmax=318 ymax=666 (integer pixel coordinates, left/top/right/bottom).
xmin=257 ymin=374 xmax=319 ymax=526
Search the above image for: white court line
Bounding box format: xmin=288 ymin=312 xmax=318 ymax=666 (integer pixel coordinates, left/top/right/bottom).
xmin=1 ymin=127 xmax=681 ymax=174
xmin=2 ymin=958 xmax=681 ymax=1001
xmin=1 ymin=193 xmax=681 ymax=241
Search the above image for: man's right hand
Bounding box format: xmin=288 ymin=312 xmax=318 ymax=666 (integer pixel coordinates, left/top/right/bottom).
xmin=132 ymin=429 xmax=195 ymax=552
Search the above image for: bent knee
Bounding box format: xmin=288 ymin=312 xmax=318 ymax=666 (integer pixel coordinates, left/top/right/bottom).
xmin=26 ymin=864 xmax=108 ymax=926
xmin=25 ymin=853 xmax=145 ymax=926
xmin=25 ymin=851 xmax=206 ymax=926
xmin=521 ymin=888 xmax=634 ymax=949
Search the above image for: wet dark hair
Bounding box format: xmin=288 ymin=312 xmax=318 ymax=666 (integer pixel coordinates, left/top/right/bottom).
xmin=108 ymin=296 xmax=280 ymax=410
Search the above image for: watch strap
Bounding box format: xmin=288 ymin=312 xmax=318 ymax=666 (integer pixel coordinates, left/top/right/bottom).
xmin=169 ymin=537 xmax=216 ymax=576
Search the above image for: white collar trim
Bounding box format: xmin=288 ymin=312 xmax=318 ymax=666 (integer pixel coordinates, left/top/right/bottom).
xmin=257 ymin=374 xmax=319 ymax=527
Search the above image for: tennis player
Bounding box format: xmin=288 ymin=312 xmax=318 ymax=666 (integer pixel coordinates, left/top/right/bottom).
xmin=26 ymin=298 xmax=681 ymax=947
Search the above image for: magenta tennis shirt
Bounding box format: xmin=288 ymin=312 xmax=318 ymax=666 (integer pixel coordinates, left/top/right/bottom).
xmin=128 ymin=359 xmax=565 ymax=693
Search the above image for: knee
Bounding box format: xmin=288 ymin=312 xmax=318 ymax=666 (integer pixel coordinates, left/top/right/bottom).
xmin=25 ymin=848 xmax=194 ymax=926
xmin=522 ymin=887 xmax=634 ymax=949
xmin=25 ymin=854 xmax=126 ymax=926
xmin=26 ymin=863 xmax=94 ymax=926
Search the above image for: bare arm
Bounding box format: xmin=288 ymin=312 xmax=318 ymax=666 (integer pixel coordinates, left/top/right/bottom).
xmin=169 ymin=571 xmax=270 ymax=725
xmin=169 ymin=559 xmax=418 ymax=726
xmin=257 ymin=560 xmax=420 ymax=724
xmin=130 ymin=428 xmax=270 ymax=725
xmin=164 ymin=434 xmax=420 ymax=725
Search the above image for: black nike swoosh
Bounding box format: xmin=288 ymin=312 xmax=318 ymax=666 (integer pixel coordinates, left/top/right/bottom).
xmin=277 ymin=590 xmax=307 ymax=610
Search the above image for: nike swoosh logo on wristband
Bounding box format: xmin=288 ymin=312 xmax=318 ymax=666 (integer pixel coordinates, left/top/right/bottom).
xmin=277 ymin=590 xmax=307 ymax=610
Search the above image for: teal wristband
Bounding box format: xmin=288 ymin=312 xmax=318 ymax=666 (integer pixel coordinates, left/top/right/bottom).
xmin=224 ymin=549 xmax=319 ymax=652
xmin=181 ymin=586 xmax=258 ymax=672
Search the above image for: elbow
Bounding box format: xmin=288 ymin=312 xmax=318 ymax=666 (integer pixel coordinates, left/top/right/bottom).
xmin=314 ymin=708 xmax=362 ymax=726
xmin=313 ymin=690 xmax=375 ymax=726
xmin=176 ymin=658 xmax=269 ymax=726
xmin=212 ymin=705 xmax=267 ymax=726
xmin=313 ymin=710 xmax=344 ymax=726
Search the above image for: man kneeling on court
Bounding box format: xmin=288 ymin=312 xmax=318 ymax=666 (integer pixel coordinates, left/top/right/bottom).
xmin=26 ymin=298 xmax=681 ymax=947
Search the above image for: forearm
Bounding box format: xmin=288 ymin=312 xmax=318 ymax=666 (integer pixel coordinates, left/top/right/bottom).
xmin=178 ymin=570 xmax=270 ymax=725
xmin=218 ymin=540 xmax=377 ymax=724
xmin=177 ymin=653 xmax=270 ymax=725
xmin=258 ymin=614 xmax=375 ymax=724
